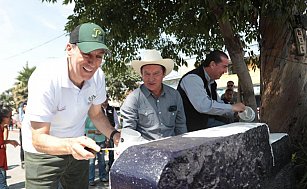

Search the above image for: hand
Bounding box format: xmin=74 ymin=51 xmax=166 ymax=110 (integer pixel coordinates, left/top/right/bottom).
xmin=8 ymin=140 xmax=20 ymax=147
xmin=68 ymin=136 xmax=100 ymax=160
xmin=232 ymin=102 xmax=245 ymax=112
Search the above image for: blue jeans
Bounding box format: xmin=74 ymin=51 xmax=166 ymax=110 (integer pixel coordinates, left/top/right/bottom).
xmin=0 ymin=167 xmax=8 ymax=189
xmin=89 ymin=141 xmax=107 ymax=182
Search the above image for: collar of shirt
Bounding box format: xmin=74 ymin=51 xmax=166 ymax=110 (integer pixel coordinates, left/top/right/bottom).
xmin=203 ymin=68 xmax=215 ymax=85
xmin=140 ymin=84 xmax=166 ymax=98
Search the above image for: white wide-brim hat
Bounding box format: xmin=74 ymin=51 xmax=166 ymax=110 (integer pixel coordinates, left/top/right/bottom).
xmin=131 ymin=49 xmax=174 ymax=76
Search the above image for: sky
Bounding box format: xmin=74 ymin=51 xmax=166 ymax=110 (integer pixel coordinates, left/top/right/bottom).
xmin=0 ymin=0 xmax=74 ymax=93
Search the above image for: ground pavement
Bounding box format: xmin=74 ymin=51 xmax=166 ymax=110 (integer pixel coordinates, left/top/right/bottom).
xmin=6 ymin=129 xmax=110 ymax=189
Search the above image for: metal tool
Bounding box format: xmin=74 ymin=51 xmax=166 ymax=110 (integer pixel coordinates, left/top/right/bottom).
xmin=84 ymin=147 xmax=115 ymax=154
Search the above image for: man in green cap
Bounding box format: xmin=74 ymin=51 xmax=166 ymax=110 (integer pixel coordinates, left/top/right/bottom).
xmin=22 ymin=23 xmax=120 ymax=188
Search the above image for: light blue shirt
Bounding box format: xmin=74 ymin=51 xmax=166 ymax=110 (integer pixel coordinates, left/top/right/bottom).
xmin=179 ymin=69 xmax=233 ymax=117
xmin=121 ymin=84 xmax=187 ymax=140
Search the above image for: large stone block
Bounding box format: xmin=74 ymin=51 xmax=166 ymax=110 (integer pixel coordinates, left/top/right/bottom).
xmin=265 ymin=133 xmax=294 ymax=188
xmin=110 ymin=123 xmax=291 ymax=189
xmin=269 ymin=133 xmax=292 ymax=174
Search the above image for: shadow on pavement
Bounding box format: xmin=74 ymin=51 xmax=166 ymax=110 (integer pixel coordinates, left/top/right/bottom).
xmin=9 ymin=181 xmax=25 ymax=189
xmin=89 ymin=181 xmax=109 ymax=189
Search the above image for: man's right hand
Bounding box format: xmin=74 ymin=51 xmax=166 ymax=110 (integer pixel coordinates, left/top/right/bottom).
xmin=31 ymin=121 xmax=100 ymax=158
xmin=232 ymin=102 xmax=246 ymax=112
xmin=68 ymin=136 xmax=100 ymax=160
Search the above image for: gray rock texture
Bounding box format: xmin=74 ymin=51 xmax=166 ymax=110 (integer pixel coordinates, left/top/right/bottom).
xmin=110 ymin=123 xmax=293 ymax=189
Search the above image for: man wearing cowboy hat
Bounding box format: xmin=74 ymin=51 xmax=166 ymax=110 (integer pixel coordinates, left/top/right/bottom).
xmin=120 ymin=49 xmax=187 ymax=141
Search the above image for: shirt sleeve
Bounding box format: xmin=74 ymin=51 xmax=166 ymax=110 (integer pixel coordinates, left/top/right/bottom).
xmin=179 ymin=74 xmax=233 ymax=116
xmin=26 ymin=66 xmax=57 ymax=122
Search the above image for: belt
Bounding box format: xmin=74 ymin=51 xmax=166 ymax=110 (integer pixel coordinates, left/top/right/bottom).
xmin=87 ymin=130 xmax=102 ymax=135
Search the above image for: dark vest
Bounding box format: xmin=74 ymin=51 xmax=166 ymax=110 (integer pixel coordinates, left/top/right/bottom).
xmin=103 ymin=105 xmax=116 ymax=127
xmin=177 ymin=66 xmax=218 ymax=132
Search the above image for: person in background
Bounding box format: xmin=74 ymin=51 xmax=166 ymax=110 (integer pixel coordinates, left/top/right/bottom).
xmin=221 ymin=80 xmax=238 ymax=103
xmin=222 ymin=89 xmax=234 ymax=104
xmin=17 ymin=101 xmax=27 ymax=169
xmin=101 ymin=95 xmax=119 ymax=169
xmin=221 ymin=89 xmax=240 ymax=122
xmin=11 ymin=111 xmax=19 ymax=130
xmin=0 ymin=105 xmax=20 ymax=189
xmin=22 ymin=22 xmax=120 ymax=188
xmin=85 ymin=116 xmax=109 ymax=186
xmin=121 ymin=49 xmax=187 ymax=141
xmin=7 ymin=118 xmax=13 ymax=131
xmin=177 ymin=50 xmax=245 ymax=131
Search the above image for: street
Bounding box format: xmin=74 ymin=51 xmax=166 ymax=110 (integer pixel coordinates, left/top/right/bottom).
xmin=6 ymin=129 xmax=25 ymax=189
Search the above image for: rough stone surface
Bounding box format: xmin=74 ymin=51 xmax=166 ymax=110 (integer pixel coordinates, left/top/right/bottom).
xmin=263 ymin=134 xmax=295 ymax=188
xmin=264 ymin=163 xmax=295 ymax=189
xmin=110 ymin=123 xmax=292 ymax=189
xmin=270 ymin=134 xmax=292 ymax=174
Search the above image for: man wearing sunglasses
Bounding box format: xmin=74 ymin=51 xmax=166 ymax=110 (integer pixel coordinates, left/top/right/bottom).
xmin=221 ymin=81 xmax=238 ymax=104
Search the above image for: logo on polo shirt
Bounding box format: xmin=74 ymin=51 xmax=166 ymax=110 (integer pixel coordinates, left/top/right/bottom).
xmin=88 ymin=95 xmax=96 ymax=104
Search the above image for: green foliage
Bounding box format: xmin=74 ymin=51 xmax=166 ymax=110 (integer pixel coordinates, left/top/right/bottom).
xmin=0 ymin=62 xmax=35 ymax=110
xmin=41 ymin=0 xmax=305 ymax=102
xmin=0 ymin=89 xmax=14 ymax=107
xmin=101 ymin=59 xmax=140 ymax=103
xmin=11 ymin=63 xmax=35 ymax=109
xmin=43 ymin=0 xmax=305 ymax=62
xmin=245 ymin=50 xmax=260 ymax=72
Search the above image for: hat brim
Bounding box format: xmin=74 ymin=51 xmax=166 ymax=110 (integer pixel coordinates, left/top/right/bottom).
xmin=77 ymin=42 xmax=109 ymax=53
xmin=131 ymin=59 xmax=174 ymax=76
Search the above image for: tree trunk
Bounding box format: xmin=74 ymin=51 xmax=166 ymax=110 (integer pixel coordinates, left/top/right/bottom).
xmin=260 ymin=11 xmax=307 ymax=147
xmin=209 ymin=1 xmax=258 ymax=116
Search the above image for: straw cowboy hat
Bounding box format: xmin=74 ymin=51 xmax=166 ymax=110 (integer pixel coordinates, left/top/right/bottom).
xmin=131 ymin=49 xmax=174 ymax=76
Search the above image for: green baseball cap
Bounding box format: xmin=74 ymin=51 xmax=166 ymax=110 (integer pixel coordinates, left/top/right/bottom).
xmin=69 ymin=23 xmax=109 ymax=53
